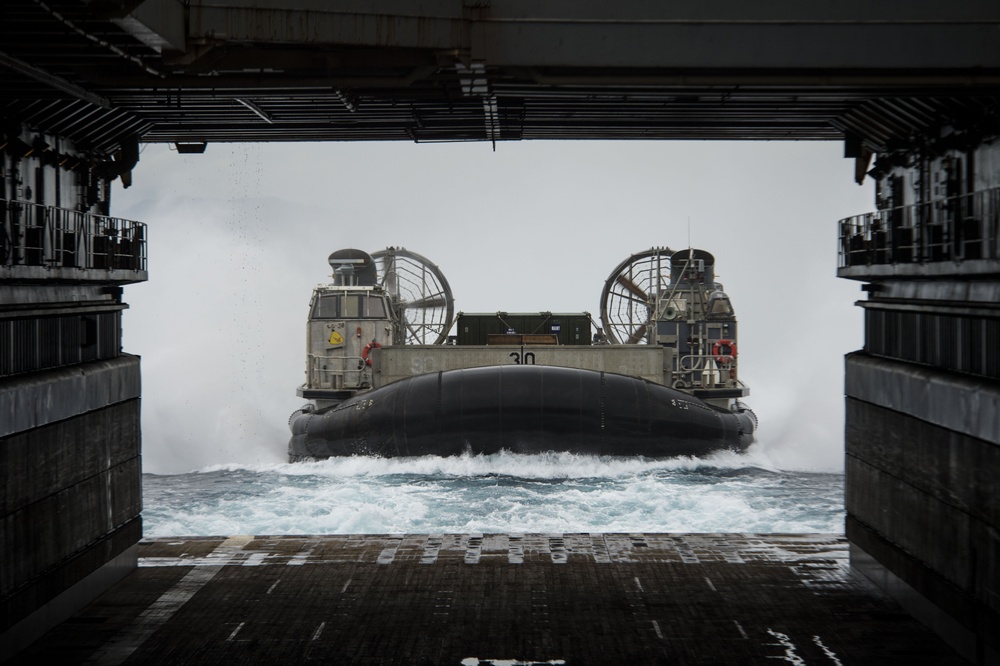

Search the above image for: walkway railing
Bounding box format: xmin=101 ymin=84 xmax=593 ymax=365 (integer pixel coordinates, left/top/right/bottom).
xmin=837 ymin=187 xmax=1000 ymax=269
xmin=307 ymin=353 xmax=370 ymax=391
xmin=1 ymin=198 xmax=146 ymax=272
xmin=677 ymin=353 xmax=739 ymax=390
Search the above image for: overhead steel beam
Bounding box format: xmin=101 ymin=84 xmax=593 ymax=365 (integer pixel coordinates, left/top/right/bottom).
xmin=181 ymin=0 xmax=1000 ymax=76
xmin=0 ymin=51 xmax=110 ymax=108
xmin=2 ymin=0 xmax=1000 ymax=153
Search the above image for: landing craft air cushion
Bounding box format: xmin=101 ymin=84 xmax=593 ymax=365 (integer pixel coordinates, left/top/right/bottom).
xmin=288 ymin=247 xmax=756 ymax=460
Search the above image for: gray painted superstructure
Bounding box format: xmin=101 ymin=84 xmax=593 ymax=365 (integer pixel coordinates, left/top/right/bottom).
xmin=838 ymin=140 xmax=1000 ymax=662
xmin=1 ymin=130 xmax=146 ymax=657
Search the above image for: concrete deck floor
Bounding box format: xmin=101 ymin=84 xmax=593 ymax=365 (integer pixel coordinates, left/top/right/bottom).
xmin=11 ymin=533 xmax=965 ymax=665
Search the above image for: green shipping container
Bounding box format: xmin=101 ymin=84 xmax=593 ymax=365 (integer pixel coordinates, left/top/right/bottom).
xmin=456 ymin=312 xmax=593 ymax=346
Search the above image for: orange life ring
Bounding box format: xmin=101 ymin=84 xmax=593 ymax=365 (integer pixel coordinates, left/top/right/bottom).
xmin=361 ymin=341 xmax=382 ymax=366
xmin=713 ymin=339 xmax=737 ymax=366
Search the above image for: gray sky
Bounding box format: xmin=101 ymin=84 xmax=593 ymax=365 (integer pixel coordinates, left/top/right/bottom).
xmin=113 ymin=140 xmax=874 ymax=474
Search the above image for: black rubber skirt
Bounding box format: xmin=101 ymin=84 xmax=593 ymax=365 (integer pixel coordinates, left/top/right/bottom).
xmin=288 ymin=365 xmax=756 ymax=459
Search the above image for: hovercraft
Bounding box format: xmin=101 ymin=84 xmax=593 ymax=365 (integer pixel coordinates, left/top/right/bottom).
xmin=288 ymin=246 xmax=756 ymax=460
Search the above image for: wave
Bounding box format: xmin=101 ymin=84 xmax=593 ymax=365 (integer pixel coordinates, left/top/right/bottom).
xmin=141 ymin=443 xmax=843 ymax=537
xmin=183 ymin=443 xmax=790 ymax=481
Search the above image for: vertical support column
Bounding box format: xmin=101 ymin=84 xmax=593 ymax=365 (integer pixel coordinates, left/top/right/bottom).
xmin=1 ymin=129 xmax=148 ymax=661
xmin=844 ymin=306 xmax=1000 ymax=664
xmin=845 ymin=352 xmax=999 ymax=661
xmin=841 ymin=135 xmax=1000 ymax=664
xmin=0 ymin=356 xmax=143 ymax=658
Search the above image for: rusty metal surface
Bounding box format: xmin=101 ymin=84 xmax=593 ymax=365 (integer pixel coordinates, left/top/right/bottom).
xmin=10 ymin=533 xmax=966 ymax=664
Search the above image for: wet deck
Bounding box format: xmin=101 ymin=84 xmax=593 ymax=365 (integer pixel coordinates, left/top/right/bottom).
xmin=12 ymin=534 xmax=965 ymax=665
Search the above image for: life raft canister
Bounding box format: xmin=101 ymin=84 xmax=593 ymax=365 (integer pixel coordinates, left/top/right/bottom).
xmin=713 ymin=339 xmax=737 ymax=366
xmin=361 ymin=340 xmax=382 ymax=366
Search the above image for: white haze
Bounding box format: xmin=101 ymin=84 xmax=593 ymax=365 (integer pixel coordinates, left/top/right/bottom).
xmin=112 ymin=141 xmax=874 ymax=474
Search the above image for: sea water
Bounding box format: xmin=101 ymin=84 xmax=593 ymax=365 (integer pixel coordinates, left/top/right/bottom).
xmin=141 ymin=447 xmax=844 ymax=537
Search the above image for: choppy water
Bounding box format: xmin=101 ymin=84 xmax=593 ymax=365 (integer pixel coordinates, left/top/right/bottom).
xmin=142 ymin=447 xmax=844 ymax=537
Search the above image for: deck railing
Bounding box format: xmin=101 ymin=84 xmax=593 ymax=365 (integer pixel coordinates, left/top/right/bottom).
xmin=1 ymin=198 xmax=146 ymax=272
xmin=837 ymin=187 xmax=1000 ymax=269
xmin=677 ymin=353 xmax=739 ymax=390
xmin=306 ymin=353 xmax=370 ymax=391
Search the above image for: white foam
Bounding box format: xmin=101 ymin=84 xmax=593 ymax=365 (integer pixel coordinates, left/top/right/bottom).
xmin=196 ymin=447 xmax=781 ymax=480
xmin=142 ymin=451 xmax=844 ymax=537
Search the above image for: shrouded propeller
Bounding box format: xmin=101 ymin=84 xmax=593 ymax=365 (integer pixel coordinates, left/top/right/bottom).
xmin=600 ymin=247 xmax=673 ymax=344
xmin=373 ymin=247 xmax=455 ymax=345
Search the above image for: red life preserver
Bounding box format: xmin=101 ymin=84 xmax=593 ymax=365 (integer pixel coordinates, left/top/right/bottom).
xmin=713 ymin=339 xmax=737 ymax=366
xmin=361 ymin=341 xmax=382 ymax=366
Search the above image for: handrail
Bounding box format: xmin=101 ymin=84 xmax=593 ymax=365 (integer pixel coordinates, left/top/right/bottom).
xmin=306 ymin=352 xmax=370 ymax=390
xmin=678 ymin=353 xmax=738 ymax=390
xmin=0 ymin=198 xmax=146 ymax=272
xmin=837 ymin=187 xmax=1000 ymax=269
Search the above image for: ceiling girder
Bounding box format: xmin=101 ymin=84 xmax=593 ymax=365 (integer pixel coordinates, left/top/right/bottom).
xmin=1 ymin=0 xmax=998 ymax=156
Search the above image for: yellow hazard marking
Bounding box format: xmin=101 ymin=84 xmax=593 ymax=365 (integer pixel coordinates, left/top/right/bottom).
xmin=329 ymin=331 xmax=344 ymax=347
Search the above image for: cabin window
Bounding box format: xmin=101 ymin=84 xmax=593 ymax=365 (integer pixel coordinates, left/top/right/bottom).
xmin=362 ymin=296 xmax=386 ymax=318
xmin=311 ymin=294 xmax=340 ymax=319
xmin=310 ymin=293 xmax=387 ymax=319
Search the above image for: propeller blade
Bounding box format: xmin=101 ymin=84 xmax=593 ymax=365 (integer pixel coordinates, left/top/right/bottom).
xmin=405 ymin=293 xmax=448 ymax=309
xmin=626 ymin=323 xmax=648 ymax=344
xmin=616 ymin=292 xmax=648 ymax=308
xmin=616 ymin=274 xmax=648 ymax=302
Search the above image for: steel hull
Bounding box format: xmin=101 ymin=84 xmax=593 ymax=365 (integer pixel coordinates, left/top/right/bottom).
xmin=289 ymin=365 xmax=755 ymax=459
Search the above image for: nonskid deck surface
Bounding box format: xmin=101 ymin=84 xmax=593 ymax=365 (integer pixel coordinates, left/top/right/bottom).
xmin=15 ymin=534 xmax=963 ymax=665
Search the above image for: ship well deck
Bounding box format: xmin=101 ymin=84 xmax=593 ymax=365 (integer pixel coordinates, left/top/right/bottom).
xmin=10 ymin=533 xmax=965 ymax=664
